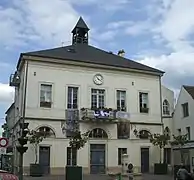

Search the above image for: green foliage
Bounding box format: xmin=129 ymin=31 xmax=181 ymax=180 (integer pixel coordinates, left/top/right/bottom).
xmin=134 ymin=130 xmax=170 ymax=163
xmin=170 ymin=134 xmax=188 ymax=163
xmin=150 ymin=133 xmax=170 ymax=149
xmin=69 ymin=130 xmax=90 ymax=150
xmin=170 ymin=134 xmax=188 ymax=147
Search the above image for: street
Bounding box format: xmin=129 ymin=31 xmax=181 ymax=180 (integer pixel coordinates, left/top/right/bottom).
xmin=24 ymin=174 xmax=173 ymax=180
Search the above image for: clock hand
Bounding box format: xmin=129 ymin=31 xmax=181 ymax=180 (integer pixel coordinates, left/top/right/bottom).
xmin=97 ymin=76 xmax=101 ymax=81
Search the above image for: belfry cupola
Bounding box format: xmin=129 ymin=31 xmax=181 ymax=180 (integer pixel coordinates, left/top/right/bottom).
xmin=72 ymin=17 xmax=90 ymax=45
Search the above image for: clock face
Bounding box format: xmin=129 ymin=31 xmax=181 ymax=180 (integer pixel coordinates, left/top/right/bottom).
xmin=93 ymin=74 xmax=103 ymax=85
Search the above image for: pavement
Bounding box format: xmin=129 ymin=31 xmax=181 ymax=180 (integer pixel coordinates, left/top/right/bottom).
xmin=23 ymin=174 xmax=174 ymax=180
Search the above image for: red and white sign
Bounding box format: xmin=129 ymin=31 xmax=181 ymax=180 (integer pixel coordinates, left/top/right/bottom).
xmin=0 ymin=138 xmax=8 ymax=148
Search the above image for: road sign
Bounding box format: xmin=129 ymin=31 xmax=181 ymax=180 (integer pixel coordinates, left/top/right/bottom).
xmin=0 ymin=138 xmax=8 ymax=148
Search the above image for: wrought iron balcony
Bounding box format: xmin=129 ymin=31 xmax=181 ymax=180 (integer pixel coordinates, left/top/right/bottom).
xmin=80 ymin=108 xmax=117 ymax=122
xmin=9 ymin=71 xmax=20 ymax=87
xmin=116 ymin=111 xmax=130 ymax=120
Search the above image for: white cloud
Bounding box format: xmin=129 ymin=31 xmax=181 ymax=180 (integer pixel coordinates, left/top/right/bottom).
xmin=0 ymin=0 xmax=80 ymax=49
xmin=155 ymin=0 xmax=194 ymax=43
xmin=136 ymin=0 xmax=194 ymax=91
xmin=70 ymin=0 xmax=131 ymax=11
xmin=0 ymin=83 xmax=14 ymax=104
xmin=125 ymin=21 xmax=152 ymax=36
xmin=97 ymin=30 xmax=117 ymax=41
xmin=107 ymin=21 xmax=132 ymax=29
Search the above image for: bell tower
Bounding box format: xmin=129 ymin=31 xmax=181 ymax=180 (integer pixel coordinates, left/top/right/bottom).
xmin=72 ymin=17 xmax=90 ymax=45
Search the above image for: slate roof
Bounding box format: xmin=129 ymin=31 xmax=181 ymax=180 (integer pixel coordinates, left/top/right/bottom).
xmin=23 ymin=44 xmax=164 ymax=74
xmin=183 ymin=85 xmax=194 ymax=99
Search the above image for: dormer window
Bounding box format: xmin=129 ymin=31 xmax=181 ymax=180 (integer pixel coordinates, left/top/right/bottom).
xmin=163 ymin=99 xmax=170 ymax=115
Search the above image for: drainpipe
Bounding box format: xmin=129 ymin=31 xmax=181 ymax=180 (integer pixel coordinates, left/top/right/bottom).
xmin=159 ymin=75 xmax=165 ymax=164
xmin=22 ymin=60 xmax=29 ymax=123
xmin=159 ymin=75 xmax=164 ymax=131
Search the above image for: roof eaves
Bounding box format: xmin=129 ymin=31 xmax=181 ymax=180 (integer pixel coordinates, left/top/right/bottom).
xmin=5 ymin=103 xmax=15 ymax=114
xmin=23 ymin=53 xmax=164 ymax=76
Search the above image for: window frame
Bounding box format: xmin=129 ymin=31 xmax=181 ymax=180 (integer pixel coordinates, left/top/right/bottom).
xmin=39 ymin=83 xmax=53 ymax=108
xmin=186 ymin=127 xmax=191 ymax=140
xmin=182 ymin=103 xmax=189 ymax=117
xmin=118 ymin=148 xmax=127 ymax=165
xmin=139 ymin=92 xmax=149 ymax=113
xmin=116 ymin=90 xmax=127 ymax=111
xmin=66 ymin=147 xmax=77 ymax=166
xmin=91 ymin=88 xmax=105 ymax=109
xmin=163 ymin=99 xmax=170 ymax=115
xmin=67 ymin=86 xmax=79 ymax=109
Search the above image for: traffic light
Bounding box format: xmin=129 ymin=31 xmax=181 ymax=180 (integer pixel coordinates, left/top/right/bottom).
xmin=16 ymin=122 xmax=29 ymax=154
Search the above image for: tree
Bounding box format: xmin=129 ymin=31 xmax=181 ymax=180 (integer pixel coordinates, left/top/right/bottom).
xmin=28 ymin=130 xmax=46 ymax=164
xmin=134 ymin=130 xmax=169 ymax=163
xmin=149 ymin=133 xmax=170 ymax=163
xmin=69 ymin=130 xmax=90 ymax=150
xmin=170 ymin=134 xmax=188 ymax=164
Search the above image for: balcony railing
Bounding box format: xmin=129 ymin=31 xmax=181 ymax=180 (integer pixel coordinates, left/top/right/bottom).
xmin=9 ymin=72 xmax=20 ymax=87
xmin=81 ymin=108 xmax=117 ymax=122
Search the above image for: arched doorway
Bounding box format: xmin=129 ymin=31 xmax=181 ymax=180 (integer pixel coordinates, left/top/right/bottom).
xmin=36 ymin=126 xmax=55 ymax=175
xmin=89 ymin=128 xmax=108 ymax=174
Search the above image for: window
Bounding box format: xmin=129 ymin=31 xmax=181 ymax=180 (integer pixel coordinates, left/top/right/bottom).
xmin=40 ymin=84 xmax=52 ymax=108
xmin=182 ymin=103 xmax=189 ymax=117
xmin=163 ymin=100 xmax=170 ymax=115
xmin=89 ymin=128 xmax=108 ymax=139
xmin=91 ymin=89 xmax=105 ymax=109
xmin=117 ymin=90 xmax=126 ymax=111
xmin=67 ymin=87 xmax=78 ymax=109
xmin=139 ymin=130 xmax=150 ymax=139
xmin=139 ymin=92 xmax=149 ymax=113
xmin=66 ymin=147 xmax=77 ymax=166
xmin=118 ymin=148 xmax=127 ymax=165
xmin=186 ymin=127 xmax=191 ymax=140
xmin=38 ymin=126 xmax=55 ymax=138
xmin=164 ymin=148 xmax=171 ymax=164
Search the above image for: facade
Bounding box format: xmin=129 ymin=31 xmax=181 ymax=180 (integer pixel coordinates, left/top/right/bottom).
xmin=161 ymin=86 xmax=174 ymax=167
xmin=172 ymin=85 xmax=194 ymax=170
xmin=6 ymin=17 xmax=174 ymax=175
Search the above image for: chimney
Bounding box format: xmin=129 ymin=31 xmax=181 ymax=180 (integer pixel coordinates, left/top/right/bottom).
xmin=118 ymin=49 xmax=125 ymax=57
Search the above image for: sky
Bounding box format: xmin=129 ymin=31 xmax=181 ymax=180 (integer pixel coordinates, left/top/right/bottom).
xmin=0 ymin=0 xmax=194 ymax=130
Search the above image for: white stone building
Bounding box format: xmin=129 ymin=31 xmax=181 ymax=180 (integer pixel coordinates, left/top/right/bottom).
xmin=161 ymin=86 xmax=174 ymax=168
xmin=172 ymin=85 xmax=194 ymax=171
xmin=6 ymin=17 xmax=174 ymax=175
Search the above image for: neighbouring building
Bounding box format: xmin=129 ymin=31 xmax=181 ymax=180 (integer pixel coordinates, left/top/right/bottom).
xmin=161 ymin=86 xmax=174 ymax=169
xmin=173 ymin=85 xmax=194 ymax=171
xmin=6 ymin=17 xmax=174 ymax=175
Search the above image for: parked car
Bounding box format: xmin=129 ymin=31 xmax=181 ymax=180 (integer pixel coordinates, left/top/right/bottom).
xmin=0 ymin=170 xmax=18 ymax=180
